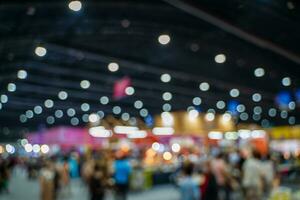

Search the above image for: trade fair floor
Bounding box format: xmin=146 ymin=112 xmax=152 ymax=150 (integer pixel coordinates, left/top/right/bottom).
xmin=0 ymin=170 xmax=180 ymax=200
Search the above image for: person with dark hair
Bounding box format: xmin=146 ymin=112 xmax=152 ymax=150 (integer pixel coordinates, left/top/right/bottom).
xmin=178 ymin=163 xmax=200 ymax=200
xmin=89 ymin=164 xmax=106 ymax=200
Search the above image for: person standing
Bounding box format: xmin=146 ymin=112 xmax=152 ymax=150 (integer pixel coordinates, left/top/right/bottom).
xmin=40 ymin=161 xmax=55 ymax=200
xmin=89 ymin=165 xmax=106 ymax=200
xmin=178 ymin=163 xmax=200 ymax=200
xmin=242 ymin=150 xmax=263 ymax=200
xmin=113 ymin=153 xmax=132 ymax=200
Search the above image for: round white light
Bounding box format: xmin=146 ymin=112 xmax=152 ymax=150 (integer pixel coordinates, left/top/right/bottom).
xmin=41 ymin=145 xmax=50 ymax=154
xmin=268 ymin=108 xmax=277 ymax=117
xmin=71 ymin=117 xmax=79 ymax=125
xmin=44 ymin=99 xmax=54 ymax=108
xmin=113 ymin=106 xmax=121 ymax=114
xmin=68 ymin=0 xmax=82 ymax=11
xmin=162 ymin=103 xmax=172 ymax=112
xmin=140 ymin=108 xmax=148 ymax=117
xmin=216 ymin=101 xmax=226 ymax=109
xmin=80 ymin=80 xmax=90 ymax=89
xmin=46 ymin=116 xmax=55 ymax=124
xmin=288 ymin=101 xmax=296 ymax=110
xmin=161 ymin=112 xmax=174 ymax=126
xmin=162 ymin=92 xmax=172 ymax=101
xmin=24 ymin=144 xmax=33 ymax=153
xmin=21 ymin=139 xmax=28 ymax=147
xmin=230 ymin=89 xmax=239 ymax=97
xmin=240 ymin=113 xmax=249 ymax=121
xmin=6 ymin=144 xmax=15 ymax=154
xmin=100 ymin=96 xmax=109 ymax=105
xmin=34 ymin=106 xmax=43 ymax=114
xmin=163 ymin=152 xmax=172 ymax=161
xmin=188 ymin=109 xmax=199 ymax=119
xmin=125 ymin=86 xmax=135 ymax=95
xmin=108 ymin=62 xmax=119 ymax=72
xmin=193 ymin=97 xmax=202 ymax=106
xmin=82 ymin=114 xmax=89 ymax=123
xmin=205 ymin=112 xmax=215 ymax=121
xmin=237 ymin=104 xmax=246 ymax=113
xmin=282 ymin=77 xmax=291 ymax=86
xmin=253 ymin=106 xmax=262 ymax=114
xmin=222 ymin=113 xmax=232 ymax=122
xmin=152 ymin=142 xmax=160 ymax=151
xmin=160 ymin=73 xmax=171 ymax=83
xmin=32 ymin=144 xmax=40 ymax=153
xmin=280 ymin=110 xmax=288 ymax=119
xmin=89 ymin=113 xmax=99 ymax=123
xmin=58 ymin=91 xmax=68 ymax=100
xmin=134 ymin=100 xmax=143 ymax=109
xmin=25 ymin=110 xmax=34 ymax=119
xmin=288 ymin=116 xmax=296 ymax=125
xmin=199 ymin=82 xmax=210 ymax=91
xmin=67 ymin=108 xmax=76 ymax=117
xmin=17 ymin=70 xmax=27 ymax=79
xmin=171 ymin=143 xmax=181 ymax=153
xmin=253 ymin=114 xmax=261 ymax=121
xmin=19 ymin=114 xmax=27 ymax=123
xmin=7 ymin=83 xmax=16 ymax=92
xmin=252 ymin=93 xmax=262 ymax=102
xmin=158 ymin=34 xmax=171 ymax=45
xmin=0 ymin=95 xmax=8 ymax=104
xmin=121 ymin=113 xmax=130 ymax=121
xmin=254 ymin=68 xmax=265 ymax=77
xmin=55 ymin=110 xmax=63 ymax=118
xmin=215 ymin=54 xmax=226 ymax=63
xmin=35 ymin=46 xmax=47 ymax=57
xmin=97 ymin=111 xmax=105 ymax=119
xmin=81 ymin=103 xmax=90 ymax=112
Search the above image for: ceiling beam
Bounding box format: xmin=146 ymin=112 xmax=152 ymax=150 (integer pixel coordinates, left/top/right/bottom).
xmin=163 ymin=0 xmax=300 ymax=65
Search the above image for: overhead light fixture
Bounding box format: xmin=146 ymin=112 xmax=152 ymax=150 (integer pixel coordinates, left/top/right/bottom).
xmin=214 ymin=54 xmax=226 ymax=63
xmin=108 ymin=62 xmax=119 ymax=72
xmin=208 ymin=131 xmax=223 ymax=140
xmin=114 ymin=126 xmax=139 ymax=134
xmin=205 ymin=112 xmax=215 ymax=121
xmin=35 ymin=46 xmax=47 ymax=57
xmin=80 ymin=80 xmax=90 ymax=89
xmin=88 ymin=113 xmax=100 ymax=123
xmin=125 ymin=86 xmax=135 ymax=95
xmin=238 ymin=129 xmax=251 ymax=139
xmin=158 ymin=34 xmax=170 ymax=45
xmin=89 ymin=126 xmax=112 ymax=138
xmin=199 ymin=82 xmax=210 ymax=91
xmin=127 ymin=130 xmax=147 ymax=139
xmin=160 ymin=73 xmax=171 ymax=83
xmin=68 ymin=0 xmax=82 ymax=11
xmin=152 ymin=127 xmax=174 ymax=135
xmin=17 ymin=70 xmax=28 ymax=79
xmin=161 ymin=112 xmax=174 ymax=126
xmin=254 ymin=68 xmax=265 ymax=77
xmin=282 ymin=77 xmax=291 ymax=86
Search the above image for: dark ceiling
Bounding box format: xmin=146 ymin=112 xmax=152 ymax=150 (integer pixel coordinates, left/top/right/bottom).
xmin=0 ymin=0 xmax=299 ymax=140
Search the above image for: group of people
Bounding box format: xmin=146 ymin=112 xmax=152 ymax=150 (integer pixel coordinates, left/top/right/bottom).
xmin=38 ymin=151 xmax=132 ymax=200
xmin=177 ymin=148 xmax=277 ymax=200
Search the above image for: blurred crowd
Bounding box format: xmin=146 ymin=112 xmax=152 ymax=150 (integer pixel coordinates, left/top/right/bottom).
xmin=0 ymin=146 xmax=299 ymax=200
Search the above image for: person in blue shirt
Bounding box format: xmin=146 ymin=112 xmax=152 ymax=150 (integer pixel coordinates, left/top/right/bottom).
xmin=113 ymin=154 xmax=132 ymax=200
xmin=178 ymin=163 xmax=200 ymax=200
